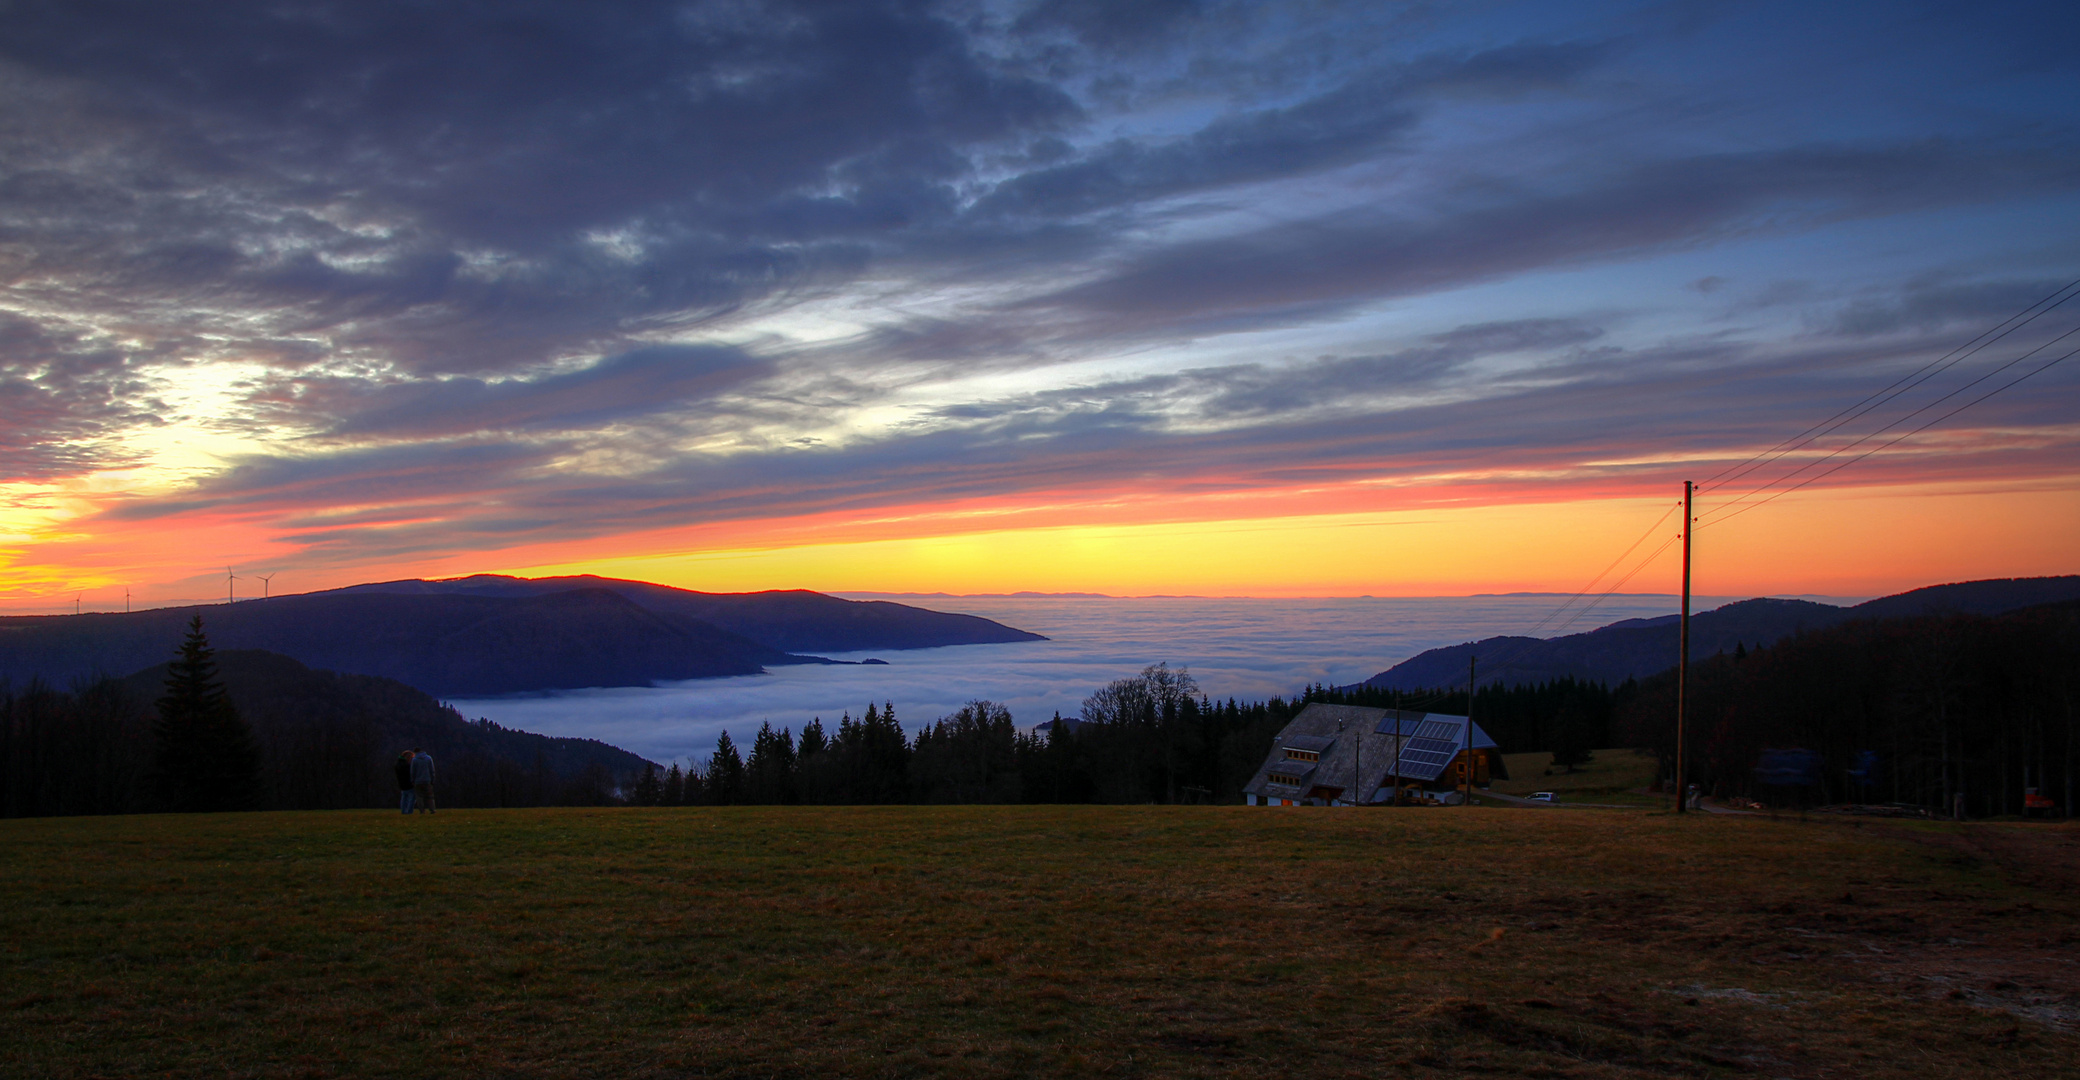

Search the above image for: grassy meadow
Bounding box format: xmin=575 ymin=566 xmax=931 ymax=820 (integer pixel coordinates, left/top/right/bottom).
xmin=1492 ymin=747 xmax=1663 ymax=806
xmin=4 ymin=804 xmax=2076 ymax=1079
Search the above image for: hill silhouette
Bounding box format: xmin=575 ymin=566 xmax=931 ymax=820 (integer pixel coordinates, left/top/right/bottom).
xmin=0 ymin=588 xmax=808 ymax=695
xmin=0 ymin=577 xmax=1044 ymax=696
xmin=328 ymin=574 xmax=1047 ymax=652
xmin=1360 ymin=575 xmax=2080 ymax=690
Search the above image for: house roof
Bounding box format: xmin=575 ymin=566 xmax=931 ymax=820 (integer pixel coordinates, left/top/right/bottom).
xmin=1282 ymin=734 xmax=1337 ymax=754
xmin=1243 ymin=703 xmax=1506 ymax=800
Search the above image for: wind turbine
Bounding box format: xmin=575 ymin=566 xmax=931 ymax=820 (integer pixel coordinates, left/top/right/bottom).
xmin=125 ymin=587 xmax=131 ymax=613
xmin=226 ymin=567 xmax=240 ymax=604
xmin=256 ymin=573 xmax=276 ymax=599
xmin=75 ymin=591 xmax=83 ymax=615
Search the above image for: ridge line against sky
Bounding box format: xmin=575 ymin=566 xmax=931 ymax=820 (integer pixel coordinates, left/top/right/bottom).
xmin=1 ymin=0 xmax=2076 ymax=613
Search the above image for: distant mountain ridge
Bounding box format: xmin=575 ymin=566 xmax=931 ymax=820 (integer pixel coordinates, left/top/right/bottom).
xmin=329 ymin=574 xmax=1046 ymax=653
xmin=1358 ymin=575 xmax=2080 ymax=691
xmin=0 ymin=575 xmax=1045 ymax=696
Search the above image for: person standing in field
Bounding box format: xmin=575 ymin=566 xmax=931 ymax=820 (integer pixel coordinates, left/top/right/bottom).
xmin=395 ymin=749 xmax=416 ymax=814
xmin=411 ymin=747 xmax=436 ymax=814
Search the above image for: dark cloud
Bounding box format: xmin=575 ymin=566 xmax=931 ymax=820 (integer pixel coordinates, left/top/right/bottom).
xmin=1016 ymin=0 xmax=1206 ymax=52
xmin=1028 ymin=141 xmax=2080 ymax=332
xmin=6 ymin=0 xmax=2076 ymax=575
xmin=246 ymin=343 xmax=774 ymax=439
xmin=0 ymin=314 xmax=165 ymax=479
xmin=104 ymin=321 xmax=2077 ymax=567
xmin=1829 ymin=277 xmax=2080 ymax=337
xmin=0 ymin=0 xmax=1078 ymax=378
xmin=972 ymin=42 xmax=1604 ymax=222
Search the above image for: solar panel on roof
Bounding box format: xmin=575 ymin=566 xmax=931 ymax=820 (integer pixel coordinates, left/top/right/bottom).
xmin=1400 ymin=750 xmax=1452 ymax=767
xmin=1408 ymin=738 xmax=1456 ymax=754
xmin=1416 ymin=720 xmax=1456 ymax=740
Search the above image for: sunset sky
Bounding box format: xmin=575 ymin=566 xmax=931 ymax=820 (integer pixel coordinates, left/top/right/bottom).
xmin=2 ymin=0 xmax=2076 ymax=613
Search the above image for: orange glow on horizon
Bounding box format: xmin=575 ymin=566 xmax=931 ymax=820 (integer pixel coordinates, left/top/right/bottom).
xmin=3 ymin=473 xmax=2074 ymax=615
xmin=501 ymin=479 xmax=2078 ymax=600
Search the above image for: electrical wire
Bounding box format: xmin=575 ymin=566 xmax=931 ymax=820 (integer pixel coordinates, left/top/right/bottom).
xmin=1702 ymin=321 xmax=2080 ymax=524
xmin=1695 ymin=277 xmax=2080 ymax=495
xmin=1362 ymin=277 xmax=2080 ymax=711
xmin=1703 ymin=342 xmax=2076 ymax=529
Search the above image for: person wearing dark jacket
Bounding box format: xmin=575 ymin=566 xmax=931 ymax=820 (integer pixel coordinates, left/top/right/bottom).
xmin=395 ymin=750 xmax=416 ymax=814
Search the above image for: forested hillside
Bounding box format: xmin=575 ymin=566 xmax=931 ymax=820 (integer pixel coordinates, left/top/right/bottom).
xmin=1616 ymin=601 xmax=2080 ymax=814
xmin=1364 ymin=575 xmax=2080 ymax=690
xmin=1 ymin=649 xmax=653 ymax=818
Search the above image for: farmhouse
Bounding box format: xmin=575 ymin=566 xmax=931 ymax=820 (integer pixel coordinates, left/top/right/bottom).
xmin=1244 ymin=703 xmax=1507 ymax=806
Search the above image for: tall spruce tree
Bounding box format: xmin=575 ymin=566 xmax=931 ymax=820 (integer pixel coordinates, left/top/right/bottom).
xmin=631 ymin=762 xmax=663 ymax=806
xmin=744 ymin=722 xmax=797 ymax=804
xmin=707 ymin=730 xmax=744 ymax=805
xmin=152 ymin=616 xmax=263 ymax=812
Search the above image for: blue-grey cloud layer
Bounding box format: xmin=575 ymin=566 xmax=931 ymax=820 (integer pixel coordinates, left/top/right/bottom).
xmin=2 ymin=0 xmax=2077 ymax=555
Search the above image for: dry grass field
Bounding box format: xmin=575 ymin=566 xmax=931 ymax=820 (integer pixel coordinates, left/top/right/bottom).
xmin=3 ymin=805 xmax=2076 ymax=1078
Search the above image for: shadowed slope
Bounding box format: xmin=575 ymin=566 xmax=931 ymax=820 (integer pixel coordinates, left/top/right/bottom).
xmin=0 ymin=589 xmax=816 ymax=696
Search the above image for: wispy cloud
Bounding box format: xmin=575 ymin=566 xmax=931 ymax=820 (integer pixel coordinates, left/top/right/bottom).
xmin=1 ymin=0 xmax=2076 ymax=595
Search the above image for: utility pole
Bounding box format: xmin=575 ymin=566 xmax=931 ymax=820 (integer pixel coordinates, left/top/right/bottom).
xmin=1352 ymin=713 xmax=1362 ymax=806
xmin=1465 ymin=654 xmax=1477 ymax=806
xmin=1675 ymin=481 xmax=1693 ymax=814
xmin=1393 ymin=692 xmax=1404 ymax=806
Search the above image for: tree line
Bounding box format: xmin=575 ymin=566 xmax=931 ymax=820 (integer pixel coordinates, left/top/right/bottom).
xmin=1 ymin=618 xmax=644 ymax=818
xmin=626 ymin=663 xmax=1625 ymax=807
xmin=1616 ymin=602 xmax=2079 ymax=815
xmin=626 ymin=664 xmax=1304 ymax=806
xmin=31 ymin=603 xmax=2060 ymax=818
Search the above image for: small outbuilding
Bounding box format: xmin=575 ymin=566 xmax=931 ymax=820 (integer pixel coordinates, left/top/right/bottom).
xmin=1243 ymin=703 xmax=1507 ymax=806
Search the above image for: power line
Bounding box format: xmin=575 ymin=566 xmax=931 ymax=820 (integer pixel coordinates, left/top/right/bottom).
xmin=1703 ymin=341 xmax=2076 ymax=530
xmin=1506 ymin=501 xmax=1682 ymax=641
xmin=1380 ymin=515 xmax=1686 ymax=712
xmin=1695 ymin=277 xmax=2080 ymax=494
xmin=1368 ymin=275 xmax=2080 ymax=709
xmin=1702 ymin=322 xmax=2080 ymax=525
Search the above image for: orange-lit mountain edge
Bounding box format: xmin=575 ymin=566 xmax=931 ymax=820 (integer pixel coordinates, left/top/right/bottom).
xmin=5 ymin=466 xmax=2073 ymax=615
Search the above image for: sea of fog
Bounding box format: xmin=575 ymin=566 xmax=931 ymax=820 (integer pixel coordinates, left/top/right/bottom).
xmin=448 ymin=593 xmax=1859 ymax=766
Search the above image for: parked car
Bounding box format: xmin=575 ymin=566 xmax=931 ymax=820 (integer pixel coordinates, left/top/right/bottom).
xmin=1527 ymin=791 xmax=1559 ymax=803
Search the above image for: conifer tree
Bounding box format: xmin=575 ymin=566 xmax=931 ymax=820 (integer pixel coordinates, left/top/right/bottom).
xmin=707 ymin=730 xmax=744 ymax=805
xmin=152 ymin=616 xmax=262 ymax=812
xmin=662 ymin=762 xmax=685 ymax=806
xmin=631 ymin=762 xmax=663 ymax=806
xmin=744 ymin=722 xmax=797 ymax=804
xmin=797 ymin=717 xmax=828 ymax=759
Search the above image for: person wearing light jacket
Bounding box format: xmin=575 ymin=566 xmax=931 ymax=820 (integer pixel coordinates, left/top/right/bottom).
xmin=410 ymin=748 xmax=436 ymax=814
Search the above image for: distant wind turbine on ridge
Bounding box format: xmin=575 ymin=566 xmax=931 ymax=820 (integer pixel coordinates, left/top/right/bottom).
xmin=256 ymin=572 xmax=276 ymax=599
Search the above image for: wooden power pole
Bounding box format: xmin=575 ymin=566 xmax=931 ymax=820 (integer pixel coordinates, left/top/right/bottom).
xmin=1392 ymin=692 xmax=1404 ymax=806
xmin=1465 ymin=654 xmax=1477 ymax=806
xmin=1675 ymin=481 xmax=1693 ymax=814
